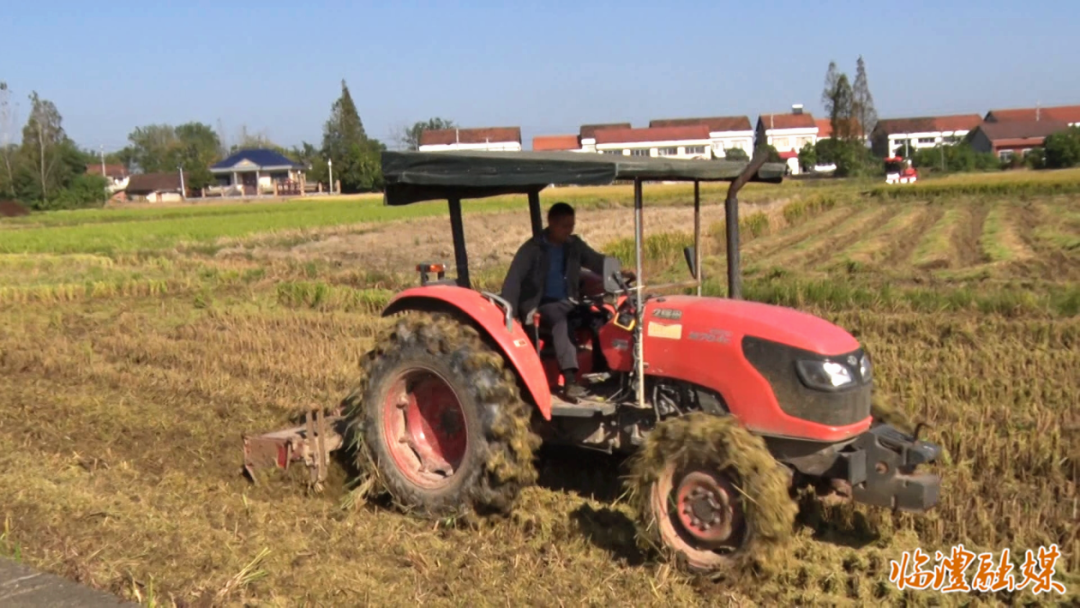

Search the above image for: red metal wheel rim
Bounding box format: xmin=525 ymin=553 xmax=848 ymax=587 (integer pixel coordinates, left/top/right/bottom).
xmin=381 ymin=367 xmax=468 ymax=489
xmin=674 ymin=470 xmax=743 ymax=546
xmin=650 ymin=463 xmax=748 ymax=569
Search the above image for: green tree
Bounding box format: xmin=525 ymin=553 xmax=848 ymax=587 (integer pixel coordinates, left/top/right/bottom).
xmin=798 ymin=142 xmax=817 ymax=172
xmin=20 ymin=91 xmax=70 ymax=201
xmin=1043 ymin=127 xmax=1080 ymax=169
xmin=0 ymin=81 xmax=16 ymax=198
xmin=851 ymin=56 xmax=877 ymax=139
xmin=320 ymin=79 xmax=383 ymax=192
xmin=120 ymin=122 xmax=222 ymax=189
xmin=398 ymin=117 xmax=456 ymax=151
xmin=722 ymin=147 xmax=749 ymax=161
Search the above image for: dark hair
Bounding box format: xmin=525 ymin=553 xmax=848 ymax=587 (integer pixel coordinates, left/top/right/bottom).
xmin=548 ymin=202 xmax=575 ymax=221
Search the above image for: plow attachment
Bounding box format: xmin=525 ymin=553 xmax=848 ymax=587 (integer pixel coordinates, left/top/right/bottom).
xmin=242 ymin=407 xmax=347 ymax=486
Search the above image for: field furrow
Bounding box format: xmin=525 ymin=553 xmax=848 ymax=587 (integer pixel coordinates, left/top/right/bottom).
xmin=911 ymin=206 xmax=965 ymax=269
xmin=757 ymin=205 xmax=882 ymax=269
xmin=742 ymin=204 xmax=851 ymax=260
xmin=787 ymin=205 xmax=901 ymax=269
xmin=880 ymin=204 xmax=946 ymax=269
xmin=955 ymin=203 xmax=991 ymax=268
xmin=826 ymin=204 xmax=930 ymax=270
xmin=979 ymin=201 xmax=1036 ymax=264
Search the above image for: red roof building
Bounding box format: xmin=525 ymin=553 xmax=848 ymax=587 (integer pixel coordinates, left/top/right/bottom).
xmin=968 ymin=120 xmax=1071 ymax=159
xmin=870 ymin=114 xmax=983 ymax=157
xmin=419 ymin=127 xmax=522 ymax=152
xmin=590 ymin=125 xmax=713 ymax=159
xmin=985 ymin=105 xmax=1080 ymax=126
xmin=532 ymin=134 xmax=581 ymax=151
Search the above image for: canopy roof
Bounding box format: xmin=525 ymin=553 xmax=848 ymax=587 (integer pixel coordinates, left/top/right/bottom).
xmin=382 ymin=150 xmax=786 ymax=206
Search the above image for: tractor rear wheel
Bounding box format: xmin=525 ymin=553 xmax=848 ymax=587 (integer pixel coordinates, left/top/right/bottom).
xmin=627 ymin=412 xmax=797 ymax=573
xmin=344 ymin=312 xmax=540 ymax=519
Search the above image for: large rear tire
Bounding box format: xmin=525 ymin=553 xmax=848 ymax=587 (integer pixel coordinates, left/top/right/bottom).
xmin=343 ymin=312 xmax=540 ymax=519
xmin=627 ymin=412 xmax=797 ymax=574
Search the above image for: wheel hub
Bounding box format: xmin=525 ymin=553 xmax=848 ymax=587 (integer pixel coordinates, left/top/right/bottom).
xmin=382 ymin=368 xmax=467 ymax=488
xmin=675 ymin=470 xmax=741 ymax=545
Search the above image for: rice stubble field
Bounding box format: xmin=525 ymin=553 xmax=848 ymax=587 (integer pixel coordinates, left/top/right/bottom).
xmin=0 ymin=172 xmax=1078 ymax=606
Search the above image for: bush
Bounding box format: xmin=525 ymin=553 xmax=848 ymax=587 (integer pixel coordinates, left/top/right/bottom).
xmin=1043 ymin=127 xmax=1080 ymax=169
xmin=32 ymin=174 xmax=110 ymax=211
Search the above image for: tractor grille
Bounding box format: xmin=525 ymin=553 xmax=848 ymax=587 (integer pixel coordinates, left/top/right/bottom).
xmin=741 ymin=336 xmax=871 ymax=427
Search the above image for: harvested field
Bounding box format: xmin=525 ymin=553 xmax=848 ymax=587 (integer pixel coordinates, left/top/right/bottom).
xmin=1 ymin=174 xmax=1078 ymax=606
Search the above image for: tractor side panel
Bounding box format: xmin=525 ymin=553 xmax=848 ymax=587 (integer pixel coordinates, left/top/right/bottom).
xmin=383 ymin=287 xmax=552 ymax=420
xmin=639 ymin=296 xmax=870 ymax=443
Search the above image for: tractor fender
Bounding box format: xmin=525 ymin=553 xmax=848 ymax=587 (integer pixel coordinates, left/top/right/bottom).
xmin=382 ymin=286 xmax=552 ymax=420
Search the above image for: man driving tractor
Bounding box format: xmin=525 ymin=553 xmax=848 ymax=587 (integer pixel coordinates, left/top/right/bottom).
xmin=501 ymin=202 xmax=634 ymax=400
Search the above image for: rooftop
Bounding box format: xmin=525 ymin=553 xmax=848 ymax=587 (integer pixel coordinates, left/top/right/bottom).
xmin=873 ymin=114 xmax=983 ymax=136
xmin=86 ymin=163 xmax=129 ymax=179
xmin=126 ymin=172 xmax=183 ymax=194
xmin=985 ymin=104 xmax=1080 ymax=125
xmin=648 ymin=116 xmax=753 ymax=133
xmin=759 ymin=112 xmax=817 ymax=130
xmin=419 ymin=127 xmax=522 ymax=147
xmin=210 ymin=148 xmax=304 ymax=171
xmin=579 ymin=123 xmax=632 ymax=140
xmin=594 ymin=125 xmax=711 ymax=145
xmin=532 ymin=134 xmax=581 ymax=151
xmin=973 ymin=120 xmax=1071 ymax=142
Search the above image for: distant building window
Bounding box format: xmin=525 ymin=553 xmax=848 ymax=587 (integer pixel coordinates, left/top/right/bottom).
xmin=602 ymin=150 xmax=622 ymax=155
xmin=658 ymin=147 xmax=678 ymax=156
xmin=944 ymin=136 xmax=960 ymax=144
xmin=999 ymin=150 xmax=1014 ymax=160
xmin=685 ymin=146 xmax=706 ymax=155
xmin=772 ymin=137 xmax=790 ymax=149
xmin=918 ymin=137 xmax=936 ymax=144
xmin=631 ymin=149 xmax=650 ymax=157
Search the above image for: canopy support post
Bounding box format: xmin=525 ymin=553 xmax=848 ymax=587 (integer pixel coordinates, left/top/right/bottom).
xmin=528 ymin=190 xmax=543 ymax=238
xmin=724 ymin=190 xmax=741 ymax=300
xmin=448 ymin=198 xmax=470 ymax=289
xmin=633 ymin=179 xmax=646 ymax=410
xmin=694 ymin=180 xmax=702 ymax=297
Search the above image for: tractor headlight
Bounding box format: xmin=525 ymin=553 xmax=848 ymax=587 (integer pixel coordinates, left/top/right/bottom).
xmin=859 ymin=353 xmax=872 ymax=381
xmin=795 ymin=360 xmax=855 ymax=391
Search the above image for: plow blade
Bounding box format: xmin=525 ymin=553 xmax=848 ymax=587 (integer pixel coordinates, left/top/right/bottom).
xmin=243 ymin=407 xmax=347 ymax=486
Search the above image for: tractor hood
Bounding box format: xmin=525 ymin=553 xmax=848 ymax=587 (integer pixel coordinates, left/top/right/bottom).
xmin=646 ymin=295 xmax=860 ymax=355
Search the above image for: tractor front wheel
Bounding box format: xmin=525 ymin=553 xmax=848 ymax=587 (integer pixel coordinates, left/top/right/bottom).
xmin=628 ymin=412 xmax=797 ymax=573
xmin=345 ymin=312 xmax=540 ymax=520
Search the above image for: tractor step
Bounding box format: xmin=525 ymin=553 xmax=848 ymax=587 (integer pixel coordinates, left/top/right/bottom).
xmin=242 ymin=407 xmax=346 ymax=486
xmin=550 ymin=395 xmax=617 ymax=418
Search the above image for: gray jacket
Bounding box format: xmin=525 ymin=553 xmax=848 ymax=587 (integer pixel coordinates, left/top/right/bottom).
xmin=500 ymin=230 xmax=606 ymax=319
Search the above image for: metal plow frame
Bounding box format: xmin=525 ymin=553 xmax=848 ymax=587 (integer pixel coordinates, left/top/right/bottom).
xmin=242 ymin=407 xmax=346 ymax=487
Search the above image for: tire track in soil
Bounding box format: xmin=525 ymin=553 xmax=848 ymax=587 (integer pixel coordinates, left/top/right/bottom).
xmin=1011 ymin=200 xmax=1080 ymax=280
xmin=758 ymin=205 xmax=881 ymax=269
xmin=797 ymin=205 xmax=903 ymax=270
xmin=826 ymin=204 xmax=932 ymax=270
xmin=954 ymin=203 xmax=990 ymax=269
xmin=744 ymin=205 xmax=852 ymax=261
xmin=882 ymin=204 xmax=945 ymax=270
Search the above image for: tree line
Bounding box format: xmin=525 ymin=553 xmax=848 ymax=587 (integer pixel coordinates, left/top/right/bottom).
xmin=1 ymin=79 xmax=457 ymax=210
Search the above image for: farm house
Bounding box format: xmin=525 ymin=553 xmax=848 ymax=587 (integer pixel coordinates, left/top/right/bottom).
xmin=210 ymin=149 xmax=307 ymax=196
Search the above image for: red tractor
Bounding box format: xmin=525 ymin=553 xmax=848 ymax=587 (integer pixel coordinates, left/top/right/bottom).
xmin=244 ymin=149 xmax=941 ymax=572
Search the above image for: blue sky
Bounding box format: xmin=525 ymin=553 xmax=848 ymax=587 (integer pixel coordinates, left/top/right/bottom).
xmin=3 ymin=1 xmax=1078 ymax=152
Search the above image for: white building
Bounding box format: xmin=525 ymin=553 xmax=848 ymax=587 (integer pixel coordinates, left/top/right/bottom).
xmin=755 ymin=105 xmax=820 ymax=174
xmin=648 ymin=116 xmax=755 ymax=159
xmin=418 ymin=127 xmax=522 ymax=152
xmin=870 ymin=114 xmax=983 ymax=158
xmin=592 ymin=125 xmax=713 ymax=159
xmin=577 ymin=123 xmax=632 ymax=153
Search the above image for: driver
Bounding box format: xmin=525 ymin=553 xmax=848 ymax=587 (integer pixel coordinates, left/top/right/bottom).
xmin=501 ymin=202 xmax=634 ymax=400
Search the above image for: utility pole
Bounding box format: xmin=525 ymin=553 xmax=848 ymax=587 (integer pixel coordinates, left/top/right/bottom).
xmin=327 ymin=158 xmax=333 ymax=194
xmin=100 ymin=145 xmax=106 ymax=177
xmin=178 ymin=164 xmax=186 ymax=200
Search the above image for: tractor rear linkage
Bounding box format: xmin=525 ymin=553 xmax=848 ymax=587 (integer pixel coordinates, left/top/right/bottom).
xmin=242 ymin=407 xmax=346 ymax=488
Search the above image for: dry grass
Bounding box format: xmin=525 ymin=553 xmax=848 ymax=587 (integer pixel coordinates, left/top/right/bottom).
xmin=0 ymin=182 xmax=1077 ymax=606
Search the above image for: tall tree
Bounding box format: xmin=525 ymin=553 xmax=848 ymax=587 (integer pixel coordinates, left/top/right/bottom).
xmin=322 ymin=79 xmax=367 ymax=158
xmin=821 ymin=62 xmax=856 ymax=142
xmin=851 ymin=56 xmax=878 ymax=139
xmin=0 ymin=81 xmax=17 ymax=197
xmin=20 ymin=92 xmax=68 ymax=201
xmin=319 ymin=79 xmax=382 ymax=192
xmin=398 ymin=117 xmax=456 ymax=151
xmin=120 ymin=122 xmax=222 ymax=189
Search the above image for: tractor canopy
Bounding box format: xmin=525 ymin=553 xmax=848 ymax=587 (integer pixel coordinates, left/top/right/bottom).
xmin=381 ymin=150 xmax=787 ymax=206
